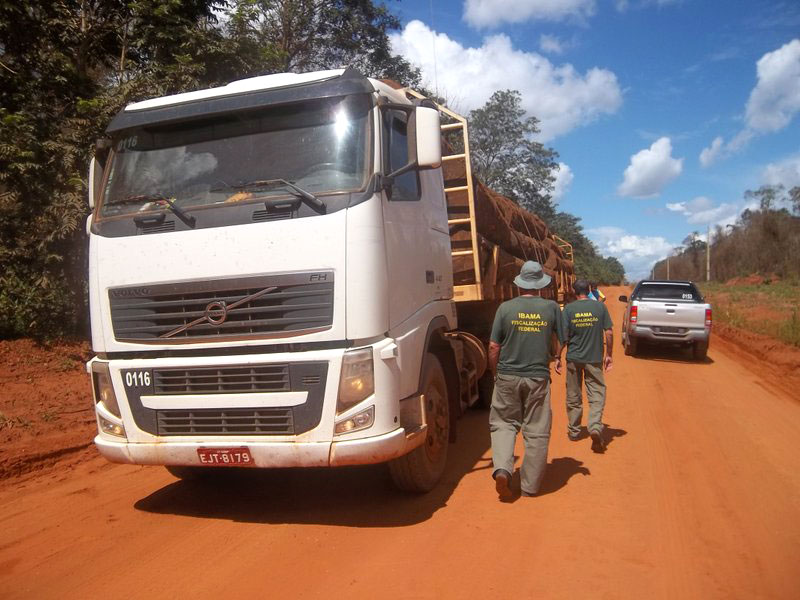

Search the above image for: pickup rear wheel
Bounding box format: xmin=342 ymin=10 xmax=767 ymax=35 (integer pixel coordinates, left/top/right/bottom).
xmin=388 ymin=353 xmax=449 ymax=493
xmin=624 ymin=336 xmax=638 ymax=357
xmin=693 ymin=341 xmax=708 ymax=361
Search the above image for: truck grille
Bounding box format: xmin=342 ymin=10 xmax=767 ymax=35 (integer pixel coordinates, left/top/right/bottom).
xmin=123 ymin=361 xmax=328 ymax=437
xmin=108 ymin=272 xmax=333 ymax=342
xmin=157 ymin=408 xmax=293 ymax=435
xmin=153 ymin=365 xmax=289 ymax=394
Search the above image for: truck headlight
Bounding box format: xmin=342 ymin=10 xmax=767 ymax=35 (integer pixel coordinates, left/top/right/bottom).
xmin=92 ymin=362 xmax=121 ymax=418
xmin=337 ymin=348 xmax=374 ymax=414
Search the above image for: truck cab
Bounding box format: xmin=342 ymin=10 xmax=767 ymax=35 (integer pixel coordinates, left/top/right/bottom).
xmin=87 ymin=68 xmax=478 ymax=491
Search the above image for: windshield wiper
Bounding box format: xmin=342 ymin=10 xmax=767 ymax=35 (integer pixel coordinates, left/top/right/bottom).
xmin=215 ymin=179 xmax=326 ymax=214
xmin=121 ymin=194 xmax=196 ymax=228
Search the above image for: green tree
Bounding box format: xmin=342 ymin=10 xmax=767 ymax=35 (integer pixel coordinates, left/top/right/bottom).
xmin=224 ymin=0 xmax=421 ymax=85
xmin=467 ymin=89 xmax=558 ymax=208
xmin=0 ymin=0 xmax=227 ymax=338
xmin=466 ymin=90 xmax=625 ymax=283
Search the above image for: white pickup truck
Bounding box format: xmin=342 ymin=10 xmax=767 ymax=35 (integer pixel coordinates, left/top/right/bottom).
xmin=618 ymin=280 xmax=712 ymax=360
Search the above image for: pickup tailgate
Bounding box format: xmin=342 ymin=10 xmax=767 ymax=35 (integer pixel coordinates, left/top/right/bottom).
xmin=636 ymin=300 xmax=707 ymax=332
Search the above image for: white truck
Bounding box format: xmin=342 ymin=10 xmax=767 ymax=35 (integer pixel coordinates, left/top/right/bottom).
xmin=86 ymin=68 xmax=572 ymax=491
xmin=618 ymin=280 xmax=712 ymax=361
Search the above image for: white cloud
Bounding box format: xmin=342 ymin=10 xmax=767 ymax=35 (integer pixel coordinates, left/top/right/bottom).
xmin=539 ymin=34 xmax=564 ymax=55
xmin=762 ymin=153 xmax=800 ymax=189
xmin=551 ymin=162 xmax=573 ymax=201
xmin=699 ymin=136 xmax=723 ymax=168
xmin=745 ymin=39 xmax=800 ymax=133
xmin=702 ymin=39 xmax=800 ymax=163
xmin=615 ymin=0 xmax=681 ymax=12
xmin=666 ymin=195 xmax=748 ymax=229
xmin=617 ymin=137 xmax=683 ymax=198
xmin=687 ymin=203 xmax=739 ymax=225
xmin=588 ymin=226 xmax=675 ymax=280
xmin=390 ymin=21 xmax=623 ymax=141
xmin=464 ymin=0 xmax=595 ymax=29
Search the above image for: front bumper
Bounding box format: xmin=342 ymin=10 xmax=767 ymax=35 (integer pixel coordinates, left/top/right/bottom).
xmin=89 ymin=332 xmax=432 ymax=469
xmin=95 ymin=424 xmax=426 ymax=468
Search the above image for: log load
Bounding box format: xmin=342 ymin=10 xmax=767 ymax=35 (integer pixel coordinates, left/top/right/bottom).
xmin=378 ymin=78 xmax=574 ymax=301
xmin=443 ymin=146 xmax=574 ymax=300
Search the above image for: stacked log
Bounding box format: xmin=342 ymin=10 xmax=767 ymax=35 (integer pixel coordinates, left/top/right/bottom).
xmin=443 ymin=146 xmax=574 ymax=295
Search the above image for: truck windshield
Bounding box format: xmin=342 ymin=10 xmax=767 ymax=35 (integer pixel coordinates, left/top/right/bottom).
xmin=99 ymin=94 xmax=371 ymax=219
xmin=637 ymin=283 xmax=701 ymax=301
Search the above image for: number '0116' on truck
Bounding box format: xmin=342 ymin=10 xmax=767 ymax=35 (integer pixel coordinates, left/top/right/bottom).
xmin=85 ymin=69 xmax=573 ymax=492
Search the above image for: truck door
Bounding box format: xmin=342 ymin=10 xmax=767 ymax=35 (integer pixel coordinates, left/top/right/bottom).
xmin=381 ymin=108 xmax=452 ymax=329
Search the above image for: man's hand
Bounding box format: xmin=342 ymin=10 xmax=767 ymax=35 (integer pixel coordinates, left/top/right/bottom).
xmin=603 ymin=356 xmax=613 ymax=372
xmin=554 ymin=357 xmax=563 ymax=375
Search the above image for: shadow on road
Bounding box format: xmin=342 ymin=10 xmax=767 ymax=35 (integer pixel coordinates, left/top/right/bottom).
xmin=537 ymin=457 xmax=591 ymax=496
xmin=627 ymin=344 xmax=715 ymax=365
xmin=134 ymin=410 xmax=491 ymax=527
xmin=604 ymin=426 xmax=627 ymax=449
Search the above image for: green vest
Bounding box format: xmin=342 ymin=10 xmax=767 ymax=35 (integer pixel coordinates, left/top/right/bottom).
xmin=562 ymin=298 xmax=613 ymax=364
xmin=490 ymin=295 xmax=565 ymax=379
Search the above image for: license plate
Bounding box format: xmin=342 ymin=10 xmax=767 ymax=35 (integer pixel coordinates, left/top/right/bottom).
xmin=197 ymin=447 xmax=254 ymax=467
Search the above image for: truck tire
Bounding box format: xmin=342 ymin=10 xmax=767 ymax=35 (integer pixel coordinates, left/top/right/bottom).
xmin=389 ymin=353 xmax=450 ymax=493
xmin=624 ymin=336 xmax=638 ymax=357
xmin=693 ymin=341 xmax=708 ymax=361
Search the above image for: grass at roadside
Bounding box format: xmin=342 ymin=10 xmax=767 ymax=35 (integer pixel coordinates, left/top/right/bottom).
xmin=701 ymin=280 xmax=800 ymax=348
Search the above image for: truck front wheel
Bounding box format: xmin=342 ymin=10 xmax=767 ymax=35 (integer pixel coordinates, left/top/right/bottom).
xmin=389 ymin=353 xmax=450 ymax=493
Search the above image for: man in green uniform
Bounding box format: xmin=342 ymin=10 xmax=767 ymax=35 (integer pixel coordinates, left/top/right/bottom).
xmin=560 ymin=279 xmax=614 ymax=452
xmin=488 ymin=261 xmax=564 ymax=500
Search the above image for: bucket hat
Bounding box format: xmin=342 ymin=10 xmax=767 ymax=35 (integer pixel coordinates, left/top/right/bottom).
xmin=513 ymin=260 xmax=551 ymax=290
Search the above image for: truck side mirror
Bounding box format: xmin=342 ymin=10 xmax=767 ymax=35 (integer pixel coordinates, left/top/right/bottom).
xmin=89 ymin=138 xmax=112 ymax=209
xmin=380 ymin=103 xmax=441 ymax=184
xmin=413 ymin=106 xmax=442 ymax=169
xmin=618 ymin=295 xmax=628 ymax=303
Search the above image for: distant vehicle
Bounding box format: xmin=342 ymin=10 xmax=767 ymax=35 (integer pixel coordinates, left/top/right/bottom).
xmin=618 ymin=280 xmax=712 ymax=360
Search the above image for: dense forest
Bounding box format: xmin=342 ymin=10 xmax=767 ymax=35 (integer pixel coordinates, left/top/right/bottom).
xmin=651 ymin=184 xmax=800 ymax=282
xmin=0 ymin=0 xmax=622 ymax=339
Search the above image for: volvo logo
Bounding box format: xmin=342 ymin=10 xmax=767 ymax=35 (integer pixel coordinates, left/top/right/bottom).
xmin=160 ymin=285 xmax=278 ymax=338
xmin=110 ymin=287 xmax=151 ymax=298
xmin=204 ymin=300 xmax=227 ymax=325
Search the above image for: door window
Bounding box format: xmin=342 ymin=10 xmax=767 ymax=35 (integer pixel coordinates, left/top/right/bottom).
xmin=383 ymin=109 xmax=420 ymax=201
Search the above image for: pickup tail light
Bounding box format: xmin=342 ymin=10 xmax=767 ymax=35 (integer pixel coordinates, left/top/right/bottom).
xmin=705 ymin=308 xmax=712 ymax=327
xmin=630 ymin=306 xmax=638 ymax=324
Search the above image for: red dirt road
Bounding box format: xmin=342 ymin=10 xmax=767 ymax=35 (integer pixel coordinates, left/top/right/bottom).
xmin=2 ymin=288 xmax=799 ymax=599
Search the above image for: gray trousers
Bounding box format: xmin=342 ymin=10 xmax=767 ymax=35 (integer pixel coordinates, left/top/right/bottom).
xmin=489 ymin=374 xmax=551 ymax=495
xmin=565 ymin=361 xmax=606 ymax=437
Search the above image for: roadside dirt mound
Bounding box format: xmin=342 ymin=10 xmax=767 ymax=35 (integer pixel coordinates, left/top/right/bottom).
xmin=724 ymin=273 xmax=781 ymax=286
xmin=0 ymin=339 xmax=96 ymax=481
xmin=713 ymin=323 xmax=800 ymax=399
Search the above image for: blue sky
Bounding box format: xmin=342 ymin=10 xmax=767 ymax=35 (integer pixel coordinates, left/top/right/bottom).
xmin=386 ymin=0 xmax=800 ymax=279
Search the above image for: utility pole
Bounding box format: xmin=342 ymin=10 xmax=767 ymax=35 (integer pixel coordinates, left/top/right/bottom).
xmin=706 ymin=224 xmax=711 ymax=281
xmin=666 ymin=256 xmax=670 ymax=280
